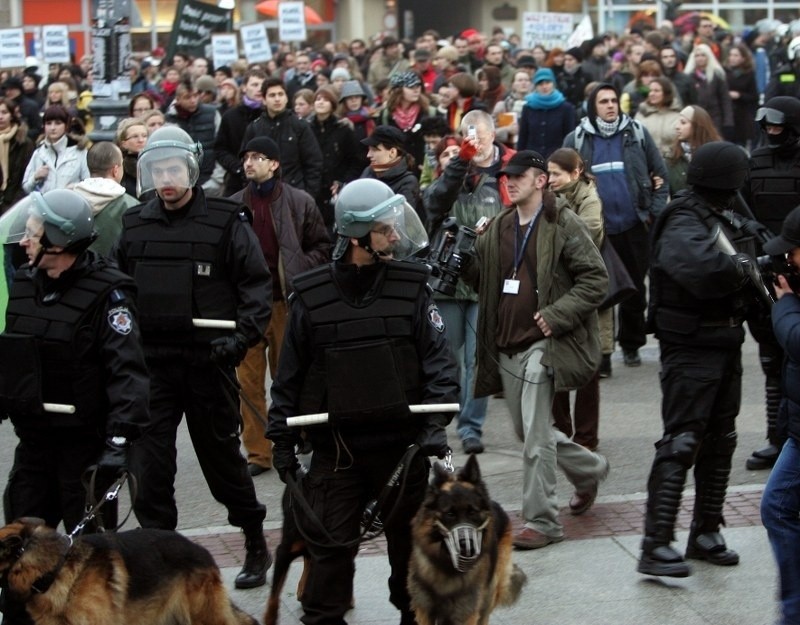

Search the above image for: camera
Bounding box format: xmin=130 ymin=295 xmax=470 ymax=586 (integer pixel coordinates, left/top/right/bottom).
xmin=757 ymin=253 xmax=800 ymax=294
xmin=424 ymin=217 xmax=477 ymax=296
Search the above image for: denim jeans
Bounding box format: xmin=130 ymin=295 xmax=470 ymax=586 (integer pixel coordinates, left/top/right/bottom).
xmin=762 ymin=437 xmax=800 ymax=625
xmin=436 ymin=299 xmax=488 ymax=441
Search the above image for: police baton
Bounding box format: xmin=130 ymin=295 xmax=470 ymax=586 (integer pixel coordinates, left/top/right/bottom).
xmin=43 ymin=403 xmax=76 ymax=414
xmin=193 ymin=319 xmax=237 ymax=329
xmin=287 ymin=403 xmax=461 ymax=427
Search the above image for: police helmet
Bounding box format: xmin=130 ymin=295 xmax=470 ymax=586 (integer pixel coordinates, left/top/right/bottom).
xmin=687 ymin=141 xmax=749 ymax=191
xmin=788 ymin=36 xmax=800 ymax=61
xmin=332 ymin=179 xmax=428 ymax=261
xmin=136 ymin=125 xmax=202 ymax=197
xmin=29 ymin=190 xmax=95 ymax=249
xmin=755 ymin=96 xmax=800 ymax=148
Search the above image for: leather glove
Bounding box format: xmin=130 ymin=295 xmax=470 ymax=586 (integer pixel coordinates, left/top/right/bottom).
xmin=732 ymin=252 xmax=761 ymax=288
xmin=458 ymin=140 xmax=478 ymax=162
xmin=273 ymin=442 xmax=301 ymax=484
xmin=415 ymin=421 xmax=449 ymax=459
xmin=97 ymin=437 xmax=129 ymax=476
xmin=210 ymin=333 xmax=248 ymax=366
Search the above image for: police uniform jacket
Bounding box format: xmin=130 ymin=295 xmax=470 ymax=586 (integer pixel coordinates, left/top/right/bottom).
xmin=114 ymin=187 xmax=271 ymax=360
xmin=266 ymin=260 xmax=459 ymax=453
xmin=1 ymin=251 xmax=149 ymax=437
xmin=648 ymin=190 xmax=749 ymax=348
xmin=771 ymin=293 xmax=800 ymax=442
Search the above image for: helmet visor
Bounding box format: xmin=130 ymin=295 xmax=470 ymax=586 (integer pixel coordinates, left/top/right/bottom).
xmin=756 ymin=107 xmax=786 ymax=125
xmin=0 ymin=197 xmax=37 ymax=245
xmin=137 ymin=146 xmax=200 ymax=197
xmin=370 ymin=201 xmax=429 ymax=261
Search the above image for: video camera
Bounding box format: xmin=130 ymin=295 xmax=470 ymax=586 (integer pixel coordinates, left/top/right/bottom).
xmin=757 ymin=253 xmax=800 ymax=294
xmin=423 ymin=217 xmax=477 ymax=296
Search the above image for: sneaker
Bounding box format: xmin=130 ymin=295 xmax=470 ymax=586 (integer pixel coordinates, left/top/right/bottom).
xmin=598 ymin=354 xmax=612 ymax=378
xmin=623 ymin=349 xmax=641 ymax=367
xmin=462 ymin=437 xmax=485 ymax=454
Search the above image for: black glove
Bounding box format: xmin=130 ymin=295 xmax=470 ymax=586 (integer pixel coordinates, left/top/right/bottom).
xmin=732 ymin=252 xmax=761 ymax=287
xmin=97 ymin=437 xmax=129 ymax=476
xmin=415 ymin=421 xmax=449 ymax=459
xmin=210 ymin=333 xmax=249 ymax=366
xmin=273 ymin=442 xmax=301 ymax=483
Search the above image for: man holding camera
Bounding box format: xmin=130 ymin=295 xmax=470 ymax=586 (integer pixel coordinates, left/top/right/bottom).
xmin=742 ymin=96 xmax=800 ymax=470
xmin=422 ymin=109 xmax=514 ymax=454
xmin=760 ymin=205 xmax=800 ymax=625
xmin=466 ymin=150 xmax=610 ymax=550
xmin=638 ymin=142 xmax=761 ymax=578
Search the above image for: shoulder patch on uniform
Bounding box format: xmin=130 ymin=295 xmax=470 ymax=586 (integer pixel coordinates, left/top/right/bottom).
xmin=108 ymin=306 xmax=133 ymax=335
xmin=427 ymin=303 xmax=445 ymax=333
xmin=109 ymin=288 xmax=127 ymax=304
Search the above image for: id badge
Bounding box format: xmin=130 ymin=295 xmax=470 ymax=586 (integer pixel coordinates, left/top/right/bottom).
xmin=503 ymin=279 xmax=520 ymax=294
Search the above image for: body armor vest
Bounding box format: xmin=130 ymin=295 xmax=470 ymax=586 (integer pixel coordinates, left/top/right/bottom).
xmin=2 ymin=257 xmax=131 ymax=427
xmin=120 ymin=194 xmax=241 ymax=350
xmin=649 ymin=193 xmax=749 ymax=347
xmin=292 ymin=262 xmax=428 ymax=445
xmin=749 ymin=147 xmax=800 ymax=235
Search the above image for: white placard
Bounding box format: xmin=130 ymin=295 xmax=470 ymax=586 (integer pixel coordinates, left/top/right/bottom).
xmin=0 ymin=28 xmax=26 ymax=69
xmin=212 ymin=33 xmax=238 ymax=68
xmin=279 ymin=2 xmax=307 ymax=43
xmin=42 ymin=25 xmax=70 ymax=64
xmin=239 ymin=22 xmax=272 ymax=64
xmin=522 ymin=12 xmax=574 ymax=51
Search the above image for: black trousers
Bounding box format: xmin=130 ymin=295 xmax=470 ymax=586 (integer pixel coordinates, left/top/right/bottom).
xmin=3 ymin=426 xmax=109 ymax=532
xmin=608 ymin=221 xmax=650 ymax=351
xmin=297 ymin=447 xmax=428 ymax=625
xmin=130 ymin=360 xmax=266 ymax=531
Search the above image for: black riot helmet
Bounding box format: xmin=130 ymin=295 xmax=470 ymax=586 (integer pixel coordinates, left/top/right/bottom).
xmin=687 ymin=141 xmax=749 ymax=191
xmin=755 ymin=96 xmax=800 ymax=150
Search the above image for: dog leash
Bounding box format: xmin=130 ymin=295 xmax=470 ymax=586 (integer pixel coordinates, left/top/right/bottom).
xmin=75 ymin=469 xmax=137 ymax=537
xmin=285 ymin=443 xmax=422 ymax=550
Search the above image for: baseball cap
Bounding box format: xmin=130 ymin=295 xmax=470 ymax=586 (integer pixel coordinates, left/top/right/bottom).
xmin=500 ymin=150 xmax=547 ymax=176
xmin=764 ymin=205 xmax=800 ymax=255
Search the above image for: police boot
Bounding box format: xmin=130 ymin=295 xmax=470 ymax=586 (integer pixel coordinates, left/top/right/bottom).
xmin=686 ymin=436 xmax=739 ymax=566
xmin=747 ymin=374 xmax=784 ymax=470
xmin=234 ymin=526 xmax=272 ymax=589
xmin=637 ymin=460 xmax=691 ymax=578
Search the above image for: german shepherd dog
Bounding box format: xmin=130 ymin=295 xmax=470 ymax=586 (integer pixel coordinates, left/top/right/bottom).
xmin=408 ymin=455 xmax=528 ymax=625
xmin=0 ymin=518 xmax=257 ymax=625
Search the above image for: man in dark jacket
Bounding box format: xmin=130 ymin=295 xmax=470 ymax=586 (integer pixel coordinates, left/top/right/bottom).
xmin=229 ymin=136 xmax=330 ymax=475
xmin=760 ymin=205 xmax=800 ymax=625
xmin=267 ymin=178 xmax=458 ymax=625
xmin=242 ymin=78 xmax=323 ymax=199
xmin=638 ymin=142 xmax=759 ymax=578
xmin=215 ymin=69 xmax=267 ymax=197
xmin=115 ymin=126 xmax=273 ymax=590
xmin=1 ymin=75 xmax=42 ymax=141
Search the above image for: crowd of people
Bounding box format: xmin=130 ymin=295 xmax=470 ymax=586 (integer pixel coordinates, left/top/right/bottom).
xmin=2 ymin=13 xmax=800 ymax=625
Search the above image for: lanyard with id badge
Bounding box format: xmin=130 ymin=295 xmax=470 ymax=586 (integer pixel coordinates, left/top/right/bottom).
xmin=503 ymin=210 xmax=541 ymax=295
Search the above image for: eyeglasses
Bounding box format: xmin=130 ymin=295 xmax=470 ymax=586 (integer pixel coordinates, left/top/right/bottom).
xmin=23 ymin=228 xmax=43 ymax=240
xmin=371 ymin=223 xmax=399 ymax=237
xmin=242 ymin=154 xmax=270 ymax=163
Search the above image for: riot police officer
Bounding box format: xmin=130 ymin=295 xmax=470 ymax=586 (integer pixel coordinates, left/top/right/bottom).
xmin=638 ymin=142 xmax=759 ymax=578
xmin=0 ymin=189 xmax=149 ymax=533
xmin=267 ymin=178 xmax=459 ymax=625
xmin=114 ymin=126 xmax=273 ymax=589
xmin=742 ymin=96 xmax=800 ymax=470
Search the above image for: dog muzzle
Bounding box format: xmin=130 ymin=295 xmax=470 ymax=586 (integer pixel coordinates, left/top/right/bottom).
xmin=436 ymin=519 xmax=489 ymax=572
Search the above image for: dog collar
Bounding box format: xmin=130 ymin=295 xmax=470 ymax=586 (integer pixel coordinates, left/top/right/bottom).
xmin=30 ymin=535 xmax=72 ymax=595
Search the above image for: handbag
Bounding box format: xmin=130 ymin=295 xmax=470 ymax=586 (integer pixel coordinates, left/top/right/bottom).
xmin=598 ymin=238 xmax=637 ymax=311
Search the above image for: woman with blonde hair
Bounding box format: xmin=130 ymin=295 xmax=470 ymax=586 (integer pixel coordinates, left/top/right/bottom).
xmin=547 ymin=147 xmax=607 ymax=450
xmin=666 ymin=104 xmax=721 ymax=194
xmin=684 ymin=43 xmax=733 ymax=137
xmin=115 ymin=117 xmax=148 ymax=197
